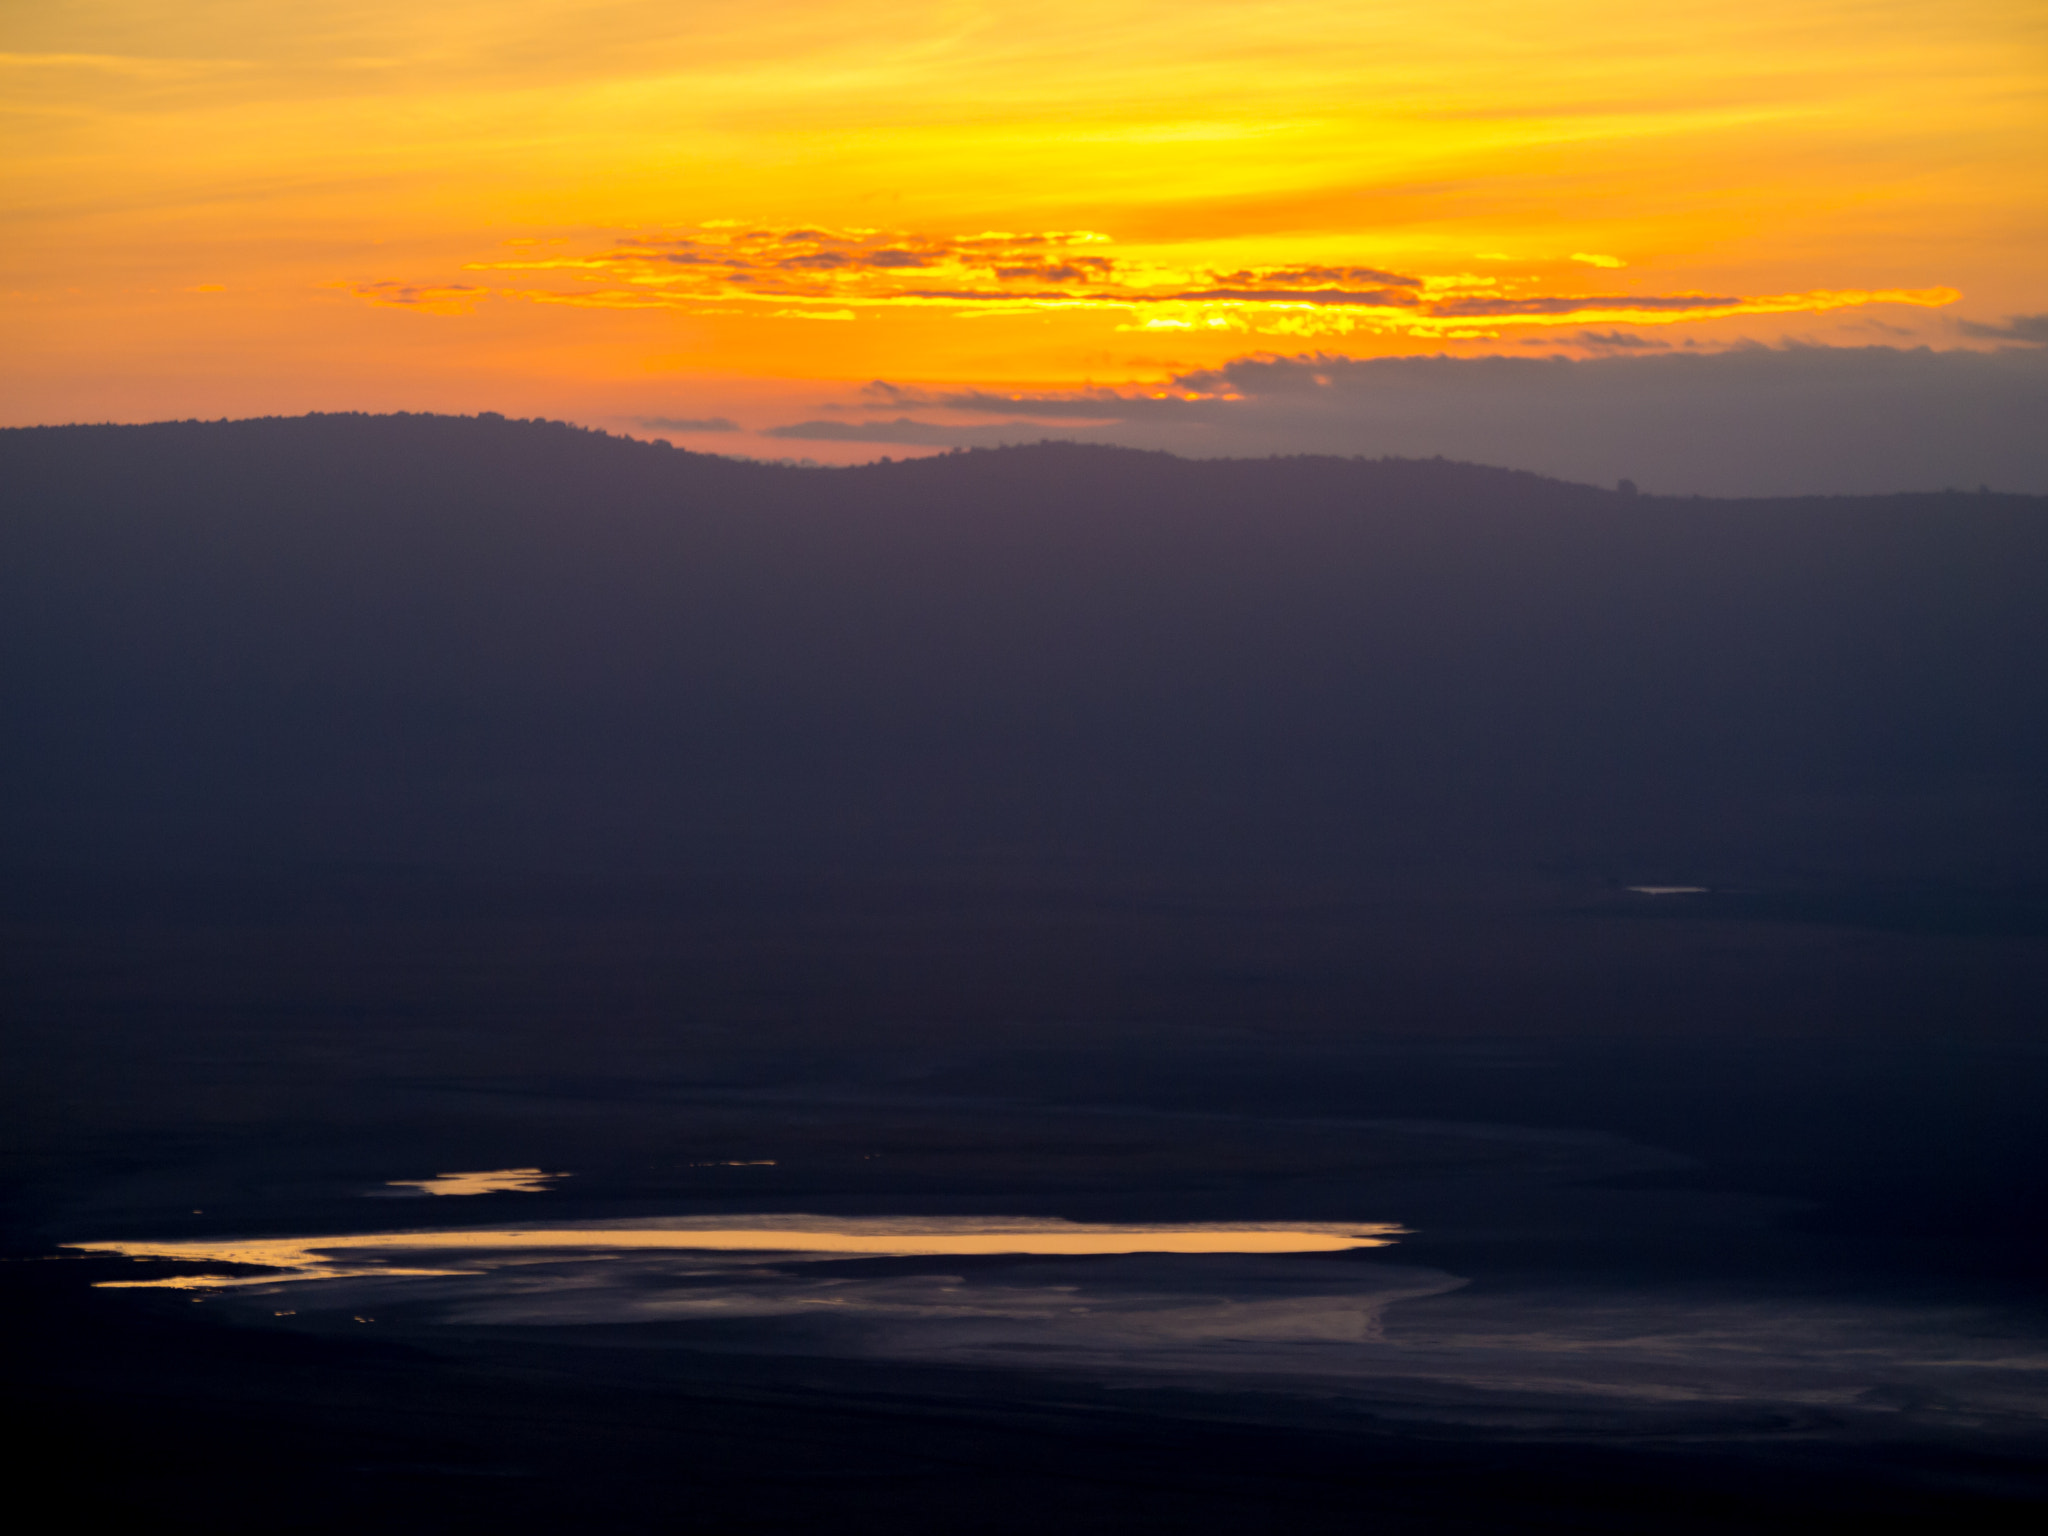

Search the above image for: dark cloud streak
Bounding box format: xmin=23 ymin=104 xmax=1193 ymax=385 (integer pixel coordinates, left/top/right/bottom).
xmin=793 ymin=346 xmax=2048 ymax=495
xmin=761 ymin=417 xmax=1064 ymax=447
xmin=1958 ymin=312 xmax=2048 ymax=345
xmin=637 ymin=415 xmax=740 ymax=433
xmin=1432 ymin=292 xmax=1742 ymax=316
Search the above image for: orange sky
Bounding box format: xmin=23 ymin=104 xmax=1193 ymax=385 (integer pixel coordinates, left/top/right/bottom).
xmin=4 ymin=1 xmax=2043 ymax=457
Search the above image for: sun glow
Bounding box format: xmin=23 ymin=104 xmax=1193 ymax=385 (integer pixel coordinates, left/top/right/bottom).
xmin=2 ymin=2 xmax=2041 ymax=445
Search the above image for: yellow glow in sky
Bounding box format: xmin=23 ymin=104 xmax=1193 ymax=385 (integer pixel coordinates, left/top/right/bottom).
xmin=3 ymin=1 xmax=2042 ymax=445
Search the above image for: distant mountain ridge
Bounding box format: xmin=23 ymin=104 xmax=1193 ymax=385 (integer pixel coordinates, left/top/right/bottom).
xmin=5 ymin=413 xmax=2045 ymax=882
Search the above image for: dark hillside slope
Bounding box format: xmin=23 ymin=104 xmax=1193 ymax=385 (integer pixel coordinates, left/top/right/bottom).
xmin=4 ymin=413 xmax=2045 ymax=882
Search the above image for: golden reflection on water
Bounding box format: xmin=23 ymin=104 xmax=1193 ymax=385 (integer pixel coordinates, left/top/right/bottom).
xmin=378 ymin=1168 xmax=565 ymax=1196
xmin=71 ymin=1219 xmax=1403 ymax=1290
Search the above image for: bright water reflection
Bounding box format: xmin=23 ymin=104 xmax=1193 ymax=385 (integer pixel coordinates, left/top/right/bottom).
xmin=63 ymin=1219 xmax=2047 ymax=1426
xmin=72 ymin=1217 xmax=1404 ymax=1289
xmin=375 ymin=1168 xmax=566 ymax=1196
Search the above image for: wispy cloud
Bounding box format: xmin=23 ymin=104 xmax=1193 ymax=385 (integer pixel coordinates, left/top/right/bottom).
xmin=343 ymin=224 xmax=1956 ymax=338
xmin=636 ymin=415 xmax=739 ymax=433
xmin=338 ymin=280 xmax=488 ymax=314
xmin=1958 ymin=312 xmax=2048 ymax=346
xmin=1523 ymin=330 xmax=1671 ymax=352
xmin=761 ymin=417 xmax=1065 ymax=447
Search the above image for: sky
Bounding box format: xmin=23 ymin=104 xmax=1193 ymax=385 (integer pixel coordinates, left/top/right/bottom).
xmin=5 ymin=1 xmax=2045 ymax=486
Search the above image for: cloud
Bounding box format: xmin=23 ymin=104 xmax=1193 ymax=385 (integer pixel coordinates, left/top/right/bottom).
xmin=338 ymin=279 xmax=488 ymax=314
xmin=815 ymin=344 xmax=2048 ymax=495
xmin=1212 ymin=264 xmax=1423 ymax=288
xmin=1958 ymin=312 xmax=2048 ymax=345
xmin=1165 ymin=286 xmax=1419 ymax=308
xmin=1525 ymin=330 xmax=1671 ymax=352
xmin=923 ymin=387 xmax=1146 ymax=421
xmin=1570 ymin=252 xmax=1627 ymax=268
xmin=761 ymin=417 xmax=1065 ymax=447
xmin=365 ymin=223 xmax=1955 ymax=337
xmin=857 ymin=381 xmax=926 ymax=406
xmin=1436 ymin=292 xmax=1739 ymax=316
xmin=636 ymin=416 xmax=739 ymax=433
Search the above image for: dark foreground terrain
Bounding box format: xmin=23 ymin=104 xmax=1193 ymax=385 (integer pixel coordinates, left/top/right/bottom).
xmin=4 ymin=417 xmax=2046 ymax=1531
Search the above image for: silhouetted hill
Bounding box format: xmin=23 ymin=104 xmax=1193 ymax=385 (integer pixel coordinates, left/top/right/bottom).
xmin=13 ymin=417 xmax=2048 ymax=1536
xmin=4 ymin=413 xmax=2046 ymax=885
